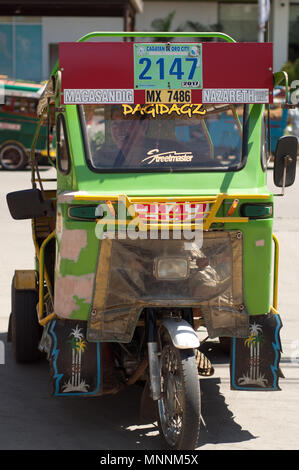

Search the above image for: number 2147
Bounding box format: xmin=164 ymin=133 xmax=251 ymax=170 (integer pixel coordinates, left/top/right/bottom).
xmin=138 ymin=57 xmax=198 ymax=81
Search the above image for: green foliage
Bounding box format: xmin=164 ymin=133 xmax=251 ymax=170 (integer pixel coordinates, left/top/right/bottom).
xmin=150 ymin=10 xmax=222 ymax=42
xmin=288 ymin=15 xmax=299 ymax=62
xmin=177 ymin=20 xmax=223 ymax=38
xmin=151 ymin=10 xmax=176 ymax=41
xmin=289 ymin=16 xmax=299 ymax=48
xmin=281 ymin=59 xmax=299 ymax=84
xmin=151 ymin=10 xmax=176 ymax=33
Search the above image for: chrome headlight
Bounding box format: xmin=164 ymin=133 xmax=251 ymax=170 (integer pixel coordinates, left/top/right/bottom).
xmin=154 ymin=257 xmax=189 ymax=280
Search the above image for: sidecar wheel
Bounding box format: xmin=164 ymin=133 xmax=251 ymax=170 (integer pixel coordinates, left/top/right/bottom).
xmin=157 ymin=336 xmax=201 ymax=450
xmin=11 ymin=277 xmax=42 ymax=363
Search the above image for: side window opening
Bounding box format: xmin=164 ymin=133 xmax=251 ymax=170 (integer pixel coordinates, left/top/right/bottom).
xmin=56 ymin=113 xmax=71 ymax=174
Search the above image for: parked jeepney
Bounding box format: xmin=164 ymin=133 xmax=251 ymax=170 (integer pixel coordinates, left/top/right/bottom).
xmin=6 ymin=32 xmax=298 ymax=450
xmin=0 ymin=78 xmax=54 ymax=170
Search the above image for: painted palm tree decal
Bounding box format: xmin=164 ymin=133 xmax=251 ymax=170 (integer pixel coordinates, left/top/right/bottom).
xmin=238 ymin=322 xmax=268 ymax=387
xmin=62 ymin=325 xmax=90 ymax=393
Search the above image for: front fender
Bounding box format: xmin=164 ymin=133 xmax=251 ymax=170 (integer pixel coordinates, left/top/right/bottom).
xmin=160 ymin=318 xmax=200 ymax=349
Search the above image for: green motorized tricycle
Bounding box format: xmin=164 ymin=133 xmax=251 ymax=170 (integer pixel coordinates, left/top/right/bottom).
xmin=6 ymin=31 xmax=298 ymax=450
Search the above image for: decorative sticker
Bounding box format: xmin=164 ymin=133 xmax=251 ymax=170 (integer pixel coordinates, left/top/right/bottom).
xmin=141 ymin=149 xmax=194 ymax=165
xmin=133 ymin=202 xmax=209 ymax=222
xmin=122 ymin=103 xmax=206 ymax=118
xmin=231 ymin=313 xmax=283 ymax=391
xmin=203 ymin=88 xmax=269 ymax=104
xmin=134 ymin=43 xmax=202 ymax=90
xmin=63 ymin=89 xmax=134 ymax=104
xmin=49 ymin=319 xmax=101 ymax=396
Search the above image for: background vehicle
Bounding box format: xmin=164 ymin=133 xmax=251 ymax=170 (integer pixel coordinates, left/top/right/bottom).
xmin=0 ymin=78 xmax=54 ymax=170
xmin=6 ymin=32 xmax=298 ymax=450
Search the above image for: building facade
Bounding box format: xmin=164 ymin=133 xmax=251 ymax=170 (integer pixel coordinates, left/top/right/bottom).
xmin=136 ymin=0 xmax=299 ymax=72
xmin=0 ymin=0 xmax=298 ymax=83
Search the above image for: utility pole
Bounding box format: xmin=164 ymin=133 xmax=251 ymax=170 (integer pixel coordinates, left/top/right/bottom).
xmin=258 ymin=0 xmax=270 ymax=42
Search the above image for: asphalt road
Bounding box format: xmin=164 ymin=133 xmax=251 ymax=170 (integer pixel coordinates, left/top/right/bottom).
xmin=0 ymin=164 xmax=298 ymax=451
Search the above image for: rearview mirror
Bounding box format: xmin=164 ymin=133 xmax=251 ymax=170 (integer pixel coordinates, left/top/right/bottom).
xmin=6 ymin=188 xmax=55 ymax=220
xmin=273 ymin=135 xmax=298 ymax=189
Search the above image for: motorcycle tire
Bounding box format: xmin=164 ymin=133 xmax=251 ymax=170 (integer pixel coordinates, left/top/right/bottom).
xmin=11 ymin=276 xmax=42 ymax=363
xmin=157 ymin=333 xmax=201 ymax=450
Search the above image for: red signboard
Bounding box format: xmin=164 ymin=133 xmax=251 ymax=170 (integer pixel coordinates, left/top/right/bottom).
xmin=59 ymin=42 xmax=273 ymax=105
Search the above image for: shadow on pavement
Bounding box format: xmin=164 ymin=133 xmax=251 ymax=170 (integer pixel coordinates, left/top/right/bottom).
xmin=0 ymin=332 xmax=255 ymax=450
xmin=197 ymin=340 xmax=256 ymax=447
xmin=198 ymin=377 xmax=255 ymax=447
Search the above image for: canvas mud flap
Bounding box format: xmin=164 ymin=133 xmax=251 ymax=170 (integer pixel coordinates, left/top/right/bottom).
xmin=87 ymin=232 xmax=250 ymax=343
xmin=230 ymin=313 xmax=283 ymax=391
xmin=47 ymin=319 xmax=101 ymax=396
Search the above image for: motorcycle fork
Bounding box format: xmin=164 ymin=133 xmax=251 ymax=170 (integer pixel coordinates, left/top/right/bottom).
xmin=146 ymin=308 xmax=161 ymax=401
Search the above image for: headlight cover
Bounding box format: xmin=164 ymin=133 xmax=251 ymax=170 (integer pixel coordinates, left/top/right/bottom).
xmin=154 ymin=256 xmax=189 ymax=280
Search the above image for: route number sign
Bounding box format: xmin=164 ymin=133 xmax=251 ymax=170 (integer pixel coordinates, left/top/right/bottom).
xmin=134 ymin=43 xmax=202 ymax=90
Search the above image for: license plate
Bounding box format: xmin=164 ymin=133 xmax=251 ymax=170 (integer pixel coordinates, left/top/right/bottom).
xmin=145 ymin=89 xmax=191 ymax=104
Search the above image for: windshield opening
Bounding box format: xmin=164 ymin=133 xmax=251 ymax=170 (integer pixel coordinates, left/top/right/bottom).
xmin=80 ymin=103 xmax=248 ymax=172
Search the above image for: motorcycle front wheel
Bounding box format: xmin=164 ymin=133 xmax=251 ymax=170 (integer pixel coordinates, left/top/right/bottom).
xmin=157 ymin=336 xmax=201 ymax=450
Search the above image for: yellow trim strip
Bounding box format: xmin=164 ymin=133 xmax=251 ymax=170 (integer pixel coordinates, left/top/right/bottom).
xmin=73 ymin=193 xmax=270 ymax=202
xmin=270 ymin=306 xmax=279 ymax=315
xmin=118 ymin=194 xmax=147 ymax=231
xmin=272 ymin=234 xmax=279 ymax=310
xmin=38 ymin=231 xmax=56 ymax=326
xmin=39 ymin=312 xmax=55 ymax=326
xmin=203 ymin=193 xmax=224 ymax=229
xmin=212 ymin=217 xmax=249 ymax=224
xmin=31 ymin=220 xmax=54 ymax=302
xmin=73 ymin=193 xmax=270 ymax=230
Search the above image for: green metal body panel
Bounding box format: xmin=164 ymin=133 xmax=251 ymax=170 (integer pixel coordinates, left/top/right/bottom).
xmin=53 ymin=101 xmax=274 ymax=322
xmin=63 ymin=104 xmax=268 ymax=196
xmin=49 ymin=31 xmax=275 ymax=324
xmin=56 ymin=202 xmax=99 ymax=320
